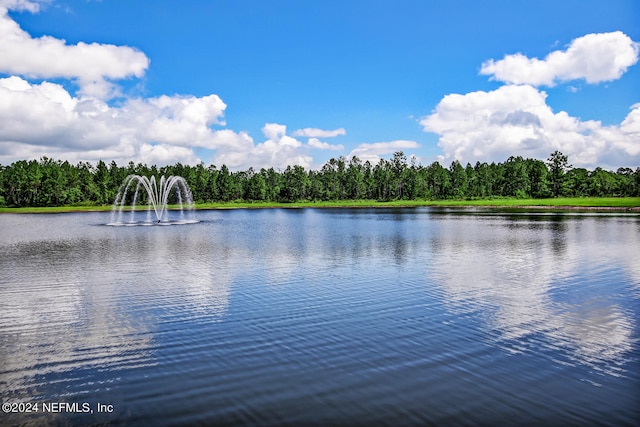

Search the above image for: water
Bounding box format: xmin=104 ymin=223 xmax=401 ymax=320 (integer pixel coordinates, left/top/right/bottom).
xmin=0 ymin=208 xmax=639 ymax=426
xmin=110 ymin=174 xmax=195 ymax=225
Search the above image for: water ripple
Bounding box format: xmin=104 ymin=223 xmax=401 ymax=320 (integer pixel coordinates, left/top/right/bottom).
xmin=1 ymin=210 xmax=639 ymax=425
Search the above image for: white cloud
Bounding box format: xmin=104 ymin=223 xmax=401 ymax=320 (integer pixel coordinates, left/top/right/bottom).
xmin=0 ymin=76 xmax=252 ymax=166
xmin=139 ymin=143 xmax=201 ymax=166
xmin=423 ymin=32 xmax=640 ymax=169
xmin=262 ymin=122 xmax=288 ymax=142
xmin=307 ymin=137 xmax=344 ymax=151
xmin=620 ymin=103 xmax=640 ymax=134
xmin=212 ymin=123 xmax=313 ymax=170
xmin=480 ymin=31 xmax=639 ymax=86
xmin=0 ymin=0 xmax=44 ymax=13
xmin=132 ymin=94 xmax=228 ymax=146
xmin=347 ymin=140 xmax=420 ymax=164
xmin=420 ymin=84 xmax=640 ymax=169
xmin=0 ymin=4 xmax=149 ymax=99
xmin=0 ymin=76 xmax=317 ymax=167
xmin=292 ymin=127 xmax=346 ymax=138
xmin=0 ymin=2 xmax=319 ymax=169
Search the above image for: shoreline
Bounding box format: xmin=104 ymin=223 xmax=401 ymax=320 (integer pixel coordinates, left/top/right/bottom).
xmin=2 ymin=198 xmax=640 ymax=214
xmin=198 ymin=204 xmax=640 ymax=212
xmin=452 ymin=204 xmax=640 ymax=212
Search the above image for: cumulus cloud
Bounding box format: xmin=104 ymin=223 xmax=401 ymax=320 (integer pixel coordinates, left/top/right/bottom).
xmin=292 ymin=127 xmax=346 ymax=138
xmin=131 ymin=94 xmax=228 ymax=146
xmin=420 ymin=84 xmax=640 ymax=169
xmin=347 ymin=140 xmax=420 ymax=164
xmin=480 ymin=31 xmax=639 ymax=86
xmin=0 ymin=76 xmax=317 ymax=166
xmin=421 ymin=31 xmax=640 ymax=169
xmin=307 ymin=138 xmax=344 ymax=151
xmin=0 ymin=4 xmax=149 ymax=99
xmin=211 ymin=123 xmax=313 ymax=170
xmin=139 ymin=143 xmax=201 ymax=166
xmin=0 ymin=3 xmax=295 ymax=168
xmin=0 ymin=76 xmax=253 ymax=166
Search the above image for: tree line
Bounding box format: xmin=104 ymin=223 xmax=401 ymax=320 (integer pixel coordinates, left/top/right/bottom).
xmin=1 ymin=151 xmax=639 ymax=208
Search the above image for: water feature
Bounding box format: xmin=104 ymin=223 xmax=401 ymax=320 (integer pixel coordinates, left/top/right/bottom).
xmin=109 ymin=174 xmax=197 ymax=225
xmin=0 ymin=208 xmax=639 ymax=425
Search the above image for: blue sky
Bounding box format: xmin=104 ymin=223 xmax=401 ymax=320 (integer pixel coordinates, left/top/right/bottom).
xmin=0 ymin=0 xmax=638 ymax=169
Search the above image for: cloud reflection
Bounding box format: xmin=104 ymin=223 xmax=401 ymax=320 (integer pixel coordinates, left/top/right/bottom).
xmin=0 ymin=225 xmax=233 ymax=398
xmin=430 ymin=215 xmax=637 ymax=375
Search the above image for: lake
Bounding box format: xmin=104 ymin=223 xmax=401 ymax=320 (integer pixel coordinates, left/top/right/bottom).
xmin=1 ymin=208 xmax=639 ymax=426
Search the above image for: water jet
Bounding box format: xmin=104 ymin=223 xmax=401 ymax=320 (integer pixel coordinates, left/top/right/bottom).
xmin=110 ymin=175 xmax=197 ymax=225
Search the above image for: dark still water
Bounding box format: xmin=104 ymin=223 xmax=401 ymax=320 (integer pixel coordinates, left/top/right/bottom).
xmin=1 ymin=208 xmax=639 ymax=426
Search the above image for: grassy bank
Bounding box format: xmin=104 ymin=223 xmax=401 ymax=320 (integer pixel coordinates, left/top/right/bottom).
xmin=0 ymin=204 xmax=115 ymax=213
xmin=1 ymin=197 xmax=639 ymax=213
xmin=198 ymin=197 xmax=640 ymax=209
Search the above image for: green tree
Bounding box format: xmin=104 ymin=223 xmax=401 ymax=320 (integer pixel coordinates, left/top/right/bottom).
xmin=615 ymin=167 xmax=634 ymax=196
xmin=373 ymin=158 xmax=393 ymax=201
xmin=449 ymin=160 xmax=468 ymax=198
xmin=634 ymin=167 xmax=640 ymax=196
xmin=527 ymin=159 xmax=550 ymax=198
xmin=191 ymin=162 xmax=212 ymax=202
xmin=502 ymin=156 xmax=529 ymax=198
xmin=245 ymin=168 xmax=268 ymax=201
xmin=262 ymin=167 xmax=281 ymax=201
xmin=426 ymin=161 xmax=451 ymax=199
xmin=1 ymin=152 xmax=638 ymax=207
xmin=345 ymin=156 xmax=366 ymax=199
xmin=588 ymin=167 xmax=617 ymax=196
xmin=401 ymin=156 xmax=419 ymax=199
xmin=281 ymin=165 xmax=310 ymax=202
xmin=547 ymin=151 xmax=572 ymax=197
xmin=472 ymin=162 xmax=494 ymax=198
xmin=565 ymin=168 xmax=589 ymax=196
xmin=321 ymin=158 xmax=340 ymax=200
xmin=390 ymin=151 xmax=408 ymax=199
xmin=94 ymin=160 xmax=112 ymax=204
xmin=216 ymin=164 xmax=233 ymax=201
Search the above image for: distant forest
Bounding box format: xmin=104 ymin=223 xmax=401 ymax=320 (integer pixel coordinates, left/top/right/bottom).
xmin=1 ymin=151 xmax=639 ymax=207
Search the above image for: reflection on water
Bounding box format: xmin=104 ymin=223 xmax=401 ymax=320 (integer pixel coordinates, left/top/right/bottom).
xmin=430 ymin=215 xmax=637 ymax=376
xmin=0 ymin=215 xmax=232 ymax=419
xmin=0 ymin=209 xmax=638 ymax=425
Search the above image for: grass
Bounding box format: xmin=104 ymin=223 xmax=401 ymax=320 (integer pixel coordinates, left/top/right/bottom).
xmin=421 ymin=197 xmax=640 ymax=208
xmin=2 ymin=197 xmax=639 ymax=213
xmin=198 ymin=197 xmax=640 ymax=210
xmin=0 ymin=204 xmax=115 ymax=213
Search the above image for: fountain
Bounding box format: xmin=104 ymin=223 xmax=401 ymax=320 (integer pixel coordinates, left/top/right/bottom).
xmin=109 ymin=175 xmax=197 ymax=226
